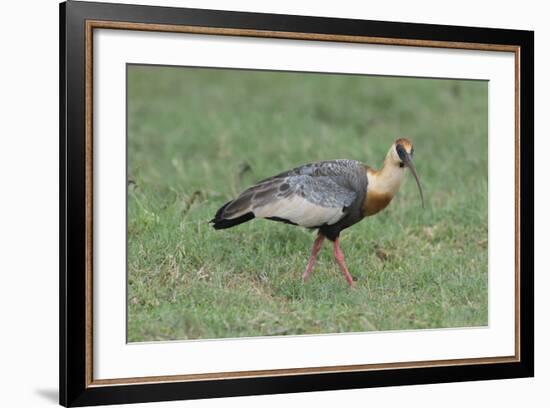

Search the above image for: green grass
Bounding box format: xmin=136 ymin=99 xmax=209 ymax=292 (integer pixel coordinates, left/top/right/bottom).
xmin=127 ymin=65 xmax=488 ymax=342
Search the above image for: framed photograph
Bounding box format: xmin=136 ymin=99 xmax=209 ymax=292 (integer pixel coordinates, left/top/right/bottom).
xmin=60 ymin=1 xmax=534 ymax=406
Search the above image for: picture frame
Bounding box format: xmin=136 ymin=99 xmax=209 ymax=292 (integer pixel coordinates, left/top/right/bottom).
xmin=59 ymin=1 xmax=534 ymax=406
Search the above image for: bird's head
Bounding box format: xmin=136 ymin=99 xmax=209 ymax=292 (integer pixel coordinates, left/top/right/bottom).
xmin=389 ymin=138 xmax=424 ymax=208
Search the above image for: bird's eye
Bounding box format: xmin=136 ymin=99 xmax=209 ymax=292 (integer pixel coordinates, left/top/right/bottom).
xmin=395 ymin=144 xmax=408 ymax=162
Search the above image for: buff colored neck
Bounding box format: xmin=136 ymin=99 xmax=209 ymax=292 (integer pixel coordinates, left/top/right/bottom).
xmin=367 ymin=149 xmax=407 ymax=196
xmin=362 ymin=149 xmax=406 ymax=216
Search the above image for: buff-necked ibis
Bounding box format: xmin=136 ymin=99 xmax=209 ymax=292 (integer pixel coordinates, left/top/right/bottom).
xmin=210 ymin=138 xmax=424 ymax=287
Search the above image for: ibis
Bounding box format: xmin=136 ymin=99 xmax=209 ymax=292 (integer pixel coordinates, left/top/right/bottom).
xmin=210 ymin=138 xmax=424 ymax=287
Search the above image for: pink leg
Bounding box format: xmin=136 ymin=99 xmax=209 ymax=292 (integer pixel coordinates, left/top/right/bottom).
xmin=333 ymin=238 xmax=355 ymax=287
xmin=303 ymin=234 xmax=325 ymax=282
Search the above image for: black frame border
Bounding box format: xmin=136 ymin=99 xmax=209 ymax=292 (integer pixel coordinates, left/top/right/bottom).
xmin=60 ymin=1 xmax=534 ymax=406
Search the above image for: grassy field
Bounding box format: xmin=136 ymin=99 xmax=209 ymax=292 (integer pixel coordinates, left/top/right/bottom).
xmin=127 ymin=65 xmax=488 ymax=342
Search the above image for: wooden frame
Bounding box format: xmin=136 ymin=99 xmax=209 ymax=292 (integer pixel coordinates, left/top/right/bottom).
xmin=60 ymin=1 xmax=534 ymax=406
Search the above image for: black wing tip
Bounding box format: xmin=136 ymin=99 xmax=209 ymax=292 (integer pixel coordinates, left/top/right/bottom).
xmin=211 ymin=200 xmax=255 ymax=230
xmin=211 ymin=212 xmax=255 ymax=230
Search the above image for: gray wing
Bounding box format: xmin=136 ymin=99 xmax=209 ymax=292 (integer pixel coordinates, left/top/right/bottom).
xmin=220 ymin=160 xmax=367 ymax=228
xmin=263 ymin=159 xmax=365 ymax=183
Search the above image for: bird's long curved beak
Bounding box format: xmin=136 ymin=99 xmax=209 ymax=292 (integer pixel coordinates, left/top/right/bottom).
xmin=403 ymin=154 xmax=425 ymax=209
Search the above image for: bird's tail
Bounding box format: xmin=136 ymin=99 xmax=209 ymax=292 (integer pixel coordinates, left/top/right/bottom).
xmin=210 ymin=177 xmax=288 ymax=230
xmin=210 ymin=199 xmax=255 ymax=230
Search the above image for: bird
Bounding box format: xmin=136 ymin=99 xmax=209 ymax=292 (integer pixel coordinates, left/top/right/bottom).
xmin=210 ymin=138 xmax=424 ymax=287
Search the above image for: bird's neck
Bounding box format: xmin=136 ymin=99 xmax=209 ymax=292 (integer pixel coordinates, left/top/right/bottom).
xmin=362 ymin=154 xmax=406 ymax=217
xmin=367 ymin=154 xmax=406 ymax=196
